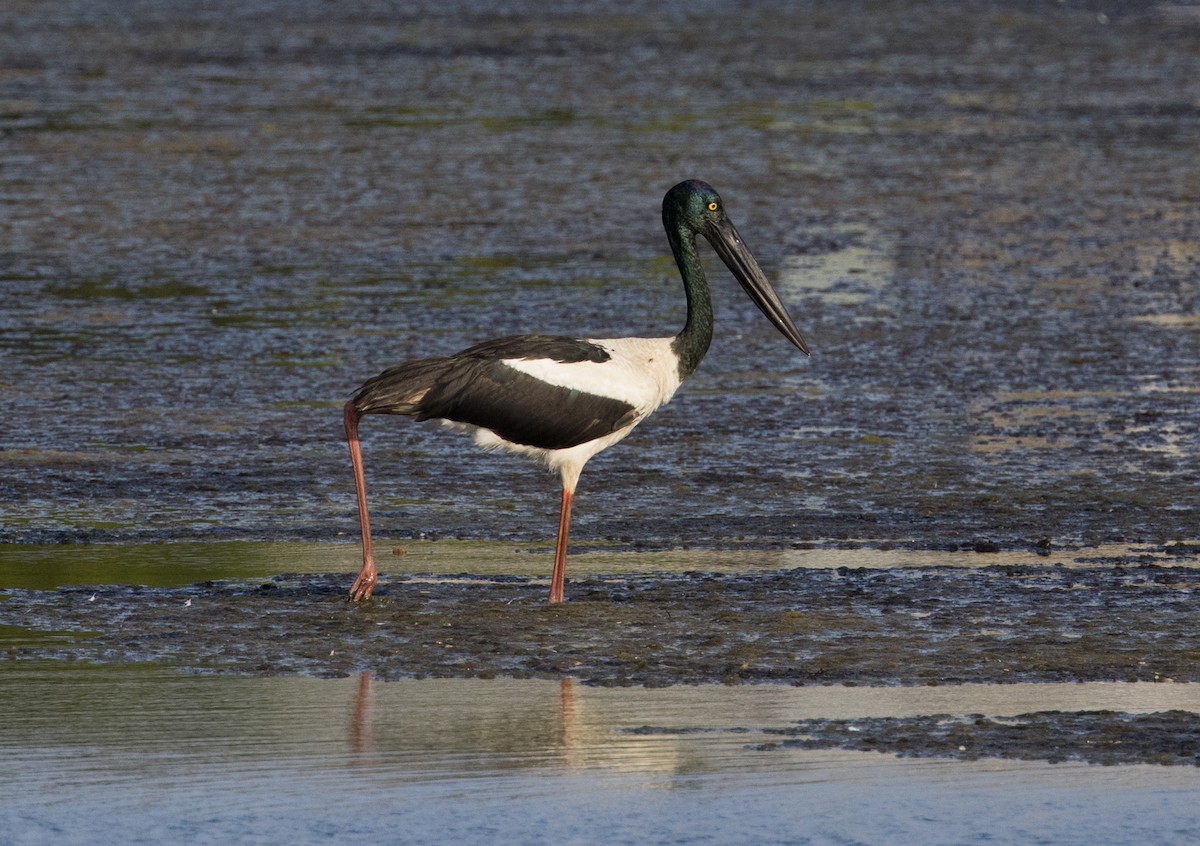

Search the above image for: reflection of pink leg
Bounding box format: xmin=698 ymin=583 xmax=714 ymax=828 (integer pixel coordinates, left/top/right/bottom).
xmin=351 ymin=671 xmax=372 ymax=754
xmin=550 ymin=487 xmax=572 ymax=604
xmin=345 ymin=401 xmax=378 ymax=601
xmin=559 ymin=678 xmax=576 ymax=749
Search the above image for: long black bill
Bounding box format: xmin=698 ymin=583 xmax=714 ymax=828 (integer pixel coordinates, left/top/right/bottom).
xmin=706 ymin=217 xmax=810 ymax=355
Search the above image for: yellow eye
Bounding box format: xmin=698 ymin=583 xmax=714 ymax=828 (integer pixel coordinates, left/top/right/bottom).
xmin=707 ymin=202 xmax=718 ymax=211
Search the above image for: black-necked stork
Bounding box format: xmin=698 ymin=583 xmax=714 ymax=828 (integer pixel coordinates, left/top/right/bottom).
xmin=343 ymin=179 xmax=809 ymax=604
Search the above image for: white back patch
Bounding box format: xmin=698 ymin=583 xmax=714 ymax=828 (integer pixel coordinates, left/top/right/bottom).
xmin=502 ymin=337 xmax=681 ymax=413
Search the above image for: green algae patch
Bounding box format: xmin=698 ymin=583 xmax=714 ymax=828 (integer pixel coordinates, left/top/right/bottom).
xmin=0 ymin=622 xmax=101 ymax=651
xmin=0 ymin=542 xmax=348 ymax=591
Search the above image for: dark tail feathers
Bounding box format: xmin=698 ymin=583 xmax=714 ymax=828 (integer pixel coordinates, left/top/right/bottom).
xmin=351 ymin=357 xmax=458 ymax=416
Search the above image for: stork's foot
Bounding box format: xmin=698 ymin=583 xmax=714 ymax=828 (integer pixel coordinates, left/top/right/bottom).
xmin=349 ymin=560 xmax=379 ymax=602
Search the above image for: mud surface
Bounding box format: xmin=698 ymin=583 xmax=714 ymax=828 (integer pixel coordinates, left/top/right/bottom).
xmin=4 ymin=561 xmax=1199 ymax=686
xmin=7 ymin=552 xmax=1200 ymax=767
xmin=3 ymin=0 xmax=1200 ymax=782
xmin=745 ymin=709 xmax=1200 ymax=766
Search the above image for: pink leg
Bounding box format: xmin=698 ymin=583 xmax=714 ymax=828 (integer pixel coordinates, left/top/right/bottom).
xmin=344 ymin=401 xmax=379 ymax=601
xmin=549 ymin=486 xmax=573 ymax=604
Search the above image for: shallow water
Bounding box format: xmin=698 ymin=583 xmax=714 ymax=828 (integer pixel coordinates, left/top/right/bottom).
xmin=3 ymin=665 xmax=1200 ymax=845
xmin=3 ymin=1 xmax=1200 ymax=842
xmin=1 ymin=0 xmax=1197 ymax=554
xmin=2 ymin=536 xmax=1197 ymax=592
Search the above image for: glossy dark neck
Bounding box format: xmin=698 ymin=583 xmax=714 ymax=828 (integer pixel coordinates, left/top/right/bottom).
xmin=667 ymin=221 xmax=713 ymax=380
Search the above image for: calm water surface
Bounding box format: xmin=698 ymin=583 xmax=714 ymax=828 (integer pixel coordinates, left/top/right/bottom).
xmin=3 ymin=665 xmax=1200 ymax=845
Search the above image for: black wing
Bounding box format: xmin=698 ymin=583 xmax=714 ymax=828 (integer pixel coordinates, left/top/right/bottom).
xmin=351 ymin=335 xmax=638 ymax=451
xmin=454 ymin=334 xmax=614 ymax=364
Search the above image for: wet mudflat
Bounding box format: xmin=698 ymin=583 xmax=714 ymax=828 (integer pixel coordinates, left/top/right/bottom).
xmin=3 ymin=0 xmax=1200 ymax=842
xmin=2 ymin=0 xmax=1197 ymax=552
xmin=4 ymin=544 xmax=1200 ymax=688
xmin=4 ymin=540 xmax=1200 ymax=786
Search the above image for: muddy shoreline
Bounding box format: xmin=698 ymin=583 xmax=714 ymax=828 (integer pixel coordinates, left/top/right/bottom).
xmin=5 ymin=560 xmax=1198 ymax=687
xmin=7 ymin=554 xmax=1200 ymax=768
